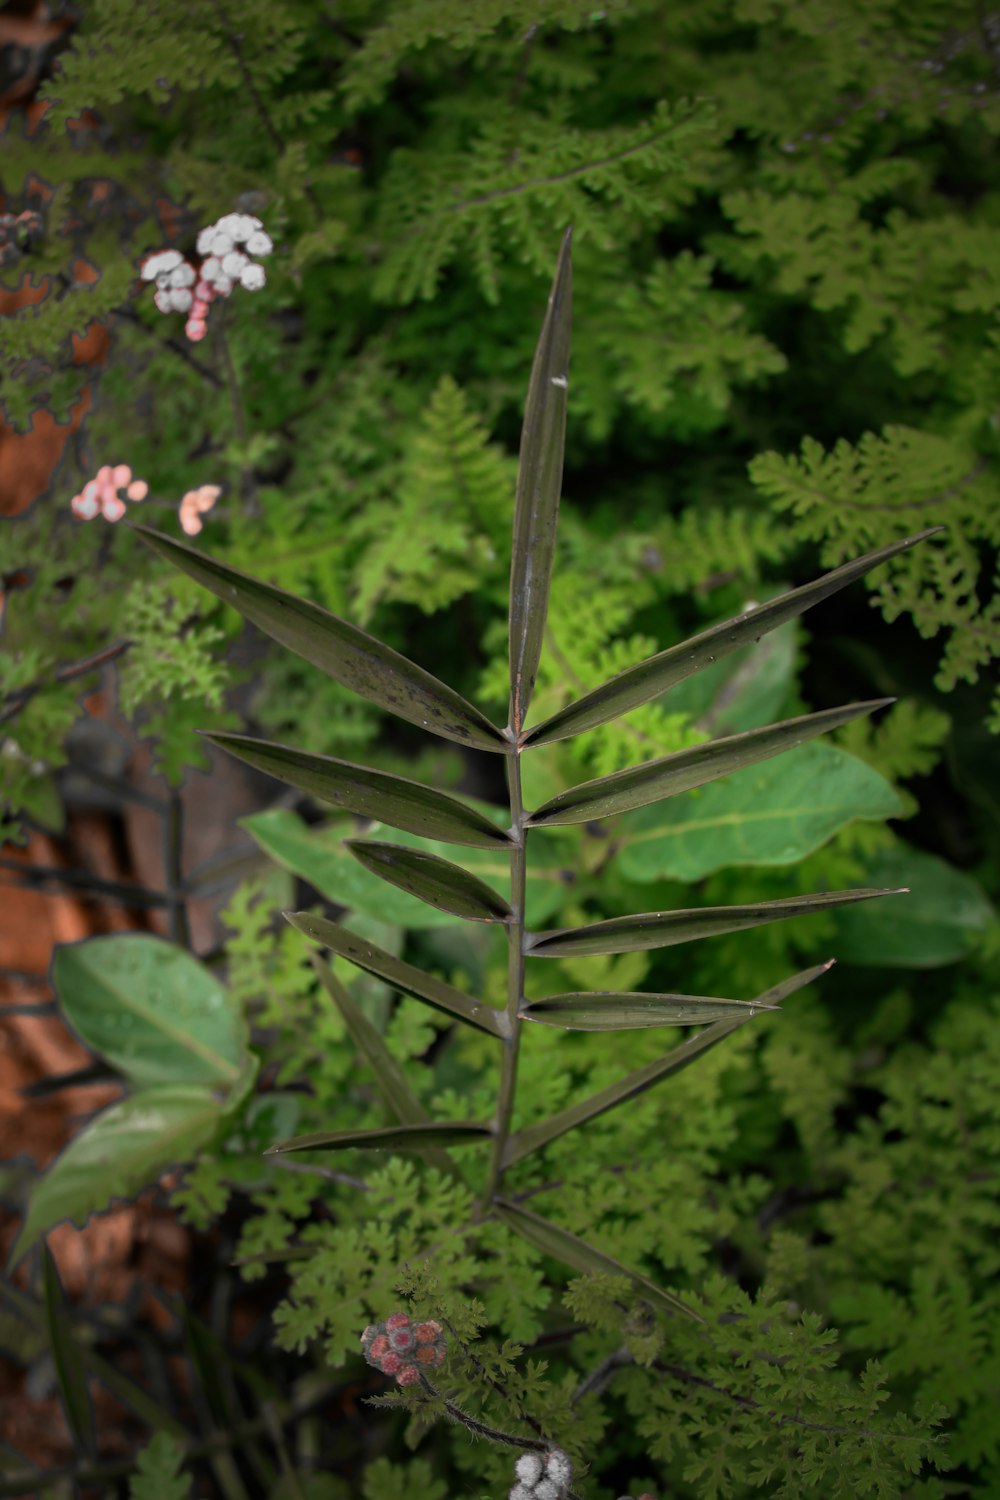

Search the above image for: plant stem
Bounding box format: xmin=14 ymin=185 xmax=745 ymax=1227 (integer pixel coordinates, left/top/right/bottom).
xmin=484 ymin=736 xmax=527 ymax=1203
xmin=164 ymin=787 xmax=191 ymax=947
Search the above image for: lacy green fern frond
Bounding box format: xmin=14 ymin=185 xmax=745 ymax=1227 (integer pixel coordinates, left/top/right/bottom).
xmin=373 ymin=98 xmax=717 ymax=303
xmin=750 ymin=425 xmax=1000 ymax=720
xmin=349 ymin=374 xmax=515 ymax=620
xmin=339 ymin=0 xmax=632 ymax=113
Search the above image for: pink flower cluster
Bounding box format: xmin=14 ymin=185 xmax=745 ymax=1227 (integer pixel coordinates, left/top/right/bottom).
xmin=360 ymin=1313 xmax=447 ymax=1387
xmin=71 ymin=464 xmax=148 ymax=522
xmin=140 ymin=213 xmax=272 ymax=343
xmin=179 ymin=484 xmax=221 ymax=536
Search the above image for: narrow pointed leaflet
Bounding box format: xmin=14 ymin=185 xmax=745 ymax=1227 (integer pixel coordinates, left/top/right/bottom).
xmin=508 ymin=227 xmax=573 ymax=735
xmin=310 ymin=954 xmax=467 ymax=1181
xmin=130 ymin=524 xmax=506 ymax=753
xmin=203 ymin=731 xmax=511 ymax=849
xmin=284 ymin=912 xmax=508 ymax=1037
xmin=520 ymin=992 xmax=779 ymax=1030
xmin=265 ymin=1122 xmax=494 ymax=1155
xmin=524 ymin=528 xmax=941 ymax=747
xmin=493 ymin=1199 xmax=703 ymax=1324
xmin=529 ymin=699 xmax=893 ymax=827
xmin=504 ymin=961 xmax=832 ymax=1166
xmin=525 ymin=887 xmax=905 ymax=957
xmin=344 ymin=840 xmax=513 ymax=924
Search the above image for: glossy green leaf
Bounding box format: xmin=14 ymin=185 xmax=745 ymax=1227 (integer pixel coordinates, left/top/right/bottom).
xmin=205 ymin=732 xmax=512 ymax=849
xmin=345 ymin=840 xmax=513 ymax=924
xmin=523 ymin=530 xmax=940 ymax=746
xmin=286 ymin=912 xmax=508 ymax=1037
xmin=310 ymin=953 xmax=467 ymax=1181
xmin=244 ymin=808 xmax=574 ymax=928
xmin=245 ymin=810 xmax=457 ymax=928
xmin=52 ymin=935 xmax=244 ymax=1089
xmin=42 ymin=1248 xmax=95 ymax=1454
xmin=504 ymin=961 xmax=831 ymax=1166
xmin=830 ymin=845 xmax=996 ymax=967
xmin=615 ymin=741 xmax=902 ymax=882
xmin=526 ymin=887 xmax=903 ymax=957
xmin=508 ymin=227 xmax=573 ymax=735
xmin=130 ymin=524 xmax=506 ymax=753
xmin=493 ymin=1198 xmax=702 ymax=1324
xmin=529 ymin=700 xmax=893 ymax=828
xmin=520 ymin=992 xmax=779 ymax=1029
xmin=9 ymin=1086 xmax=225 ymax=1266
xmin=264 ymin=1121 xmax=494 ymax=1156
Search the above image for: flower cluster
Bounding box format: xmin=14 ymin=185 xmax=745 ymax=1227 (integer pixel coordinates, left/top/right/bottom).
xmin=140 ymin=213 xmax=272 ymax=342
xmin=71 ymin=464 xmax=148 ymax=522
xmin=360 ymin=1314 xmax=447 ymax=1387
xmin=179 ymin=484 xmax=221 ymax=537
xmin=509 ymin=1449 xmax=573 ymax=1500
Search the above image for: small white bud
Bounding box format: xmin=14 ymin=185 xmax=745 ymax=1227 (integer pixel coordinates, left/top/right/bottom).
xmin=201 ymin=256 xmax=221 ymax=281
xmin=509 ymin=1488 xmax=534 ymax=1500
xmin=545 ymin=1451 xmax=572 ymax=1489
xmin=212 ymin=273 xmax=234 ymax=295
xmin=535 ymin=1483 xmax=560 ymax=1500
xmin=168 ymin=262 xmax=196 ymax=288
xmin=239 ymin=262 xmax=266 ymax=291
xmin=196 ymin=225 xmax=217 ymax=255
xmin=515 ymin=1454 xmax=543 ymax=1486
xmin=214 ymin=213 xmax=243 ymax=236
xmin=210 ymin=229 xmax=234 ymax=256
xmin=245 ymin=229 xmax=273 ymax=256
xmin=153 ymin=288 xmax=173 ymax=313
xmin=170 ymin=287 xmax=193 ymax=312
xmin=222 ymin=249 xmax=248 ymax=277
xmin=142 ymin=248 xmax=182 ymax=280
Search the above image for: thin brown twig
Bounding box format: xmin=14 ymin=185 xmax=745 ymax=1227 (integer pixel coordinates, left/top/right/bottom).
xmin=0 ymin=640 xmax=131 ymax=725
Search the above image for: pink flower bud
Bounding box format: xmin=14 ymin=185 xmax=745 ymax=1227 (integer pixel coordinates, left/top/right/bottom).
xmin=186 ymin=319 xmax=207 ymax=342
xmin=380 ymin=1352 xmax=401 ymax=1375
xmin=180 ymin=509 xmax=203 ymax=536
xmin=112 ymin=464 xmax=131 ymax=487
xmin=126 ymin=479 xmax=148 ymax=501
xmin=385 ymin=1314 xmax=410 ymax=1331
xmin=395 ymin=1364 xmax=421 ymax=1387
xmin=102 ymin=495 xmax=127 ymax=522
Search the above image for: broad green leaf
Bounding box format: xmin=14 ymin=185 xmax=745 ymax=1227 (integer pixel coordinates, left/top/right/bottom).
xmin=526 ymin=886 xmax=902 ymax=957
xmin=265 ymin=1122 xmax=493 ymax=1156
xmin=523 ymin=530 xmax=940 ymax=746
xmin=509 ymin=227 xmax=573 ymax=735
xmin=830 ymin=845 xmax=996 ymax=966
xmin=9 ymin=1087 xmax=224 ymax=1266
xmin=130 ymin=524 xmax=506 ymax=753
xmin=493 ymin=1198 xmax=702 ymax=1324
xmin=244 ymin=808 xmax=573 ymax=927
xmin=520 ymin=992 xmax=779 ymax=1029
xmin=345 ymin=840 xmax=513 ymax=924
xmin=205 ymin=732 xmax=512 ymax=849
xmin=615 ymin=742 xmax=903 ymax=882
xmin=504 ymin=961 xmax=831 ymax=1166
xmin=287 ymin=912 xmax=508 ymax=1037
xmin=42 ymin=1248 xmax=95 ymax=1454
xmin=310 ymin=954 xmax=466 ymax=1181
xmin=529 ymin=700 xmax=892 ymax=827
xmin=53 ymin=935 xmax=244 ymax=1089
